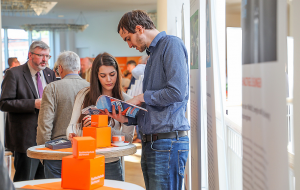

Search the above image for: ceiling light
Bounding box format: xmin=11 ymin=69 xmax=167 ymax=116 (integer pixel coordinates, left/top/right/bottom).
xmin=1 ymin=0 xmax=57 ymax=16
xmin=21 ymin=12 xmax=89 ymax=32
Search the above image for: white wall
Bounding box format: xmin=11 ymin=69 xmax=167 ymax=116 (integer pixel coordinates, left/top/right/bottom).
xmin=74 ymin=12 xmax=146 ymax=58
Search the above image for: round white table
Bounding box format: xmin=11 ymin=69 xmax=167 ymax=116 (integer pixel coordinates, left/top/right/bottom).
xmin=27 ymin=144 xmax=137 ymax=181
xmin=27 ymin=144 xmax=137 ymax=160
xmin=14 ymin=178 xmax=145 ymax=190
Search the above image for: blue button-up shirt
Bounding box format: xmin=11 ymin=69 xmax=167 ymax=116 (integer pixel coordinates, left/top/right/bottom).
xmin=128 ymin=31 xmax=190 ymax=134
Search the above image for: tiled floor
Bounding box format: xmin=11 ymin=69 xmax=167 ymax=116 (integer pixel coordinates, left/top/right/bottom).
xmin=9 ymin=142 xmax=145 ymax=189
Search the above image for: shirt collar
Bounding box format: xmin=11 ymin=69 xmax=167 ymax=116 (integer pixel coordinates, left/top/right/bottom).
xmin=27 ymin=62 xmax=42 ymax=77
xmin=147 ymin=31 xmax=166 ymax=55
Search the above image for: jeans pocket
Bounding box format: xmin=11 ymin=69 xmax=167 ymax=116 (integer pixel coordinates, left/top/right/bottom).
xmin=150 ymin=139 xmax=172 ymax=152
xmin=178 ymin=150 xmax=189 ymax=176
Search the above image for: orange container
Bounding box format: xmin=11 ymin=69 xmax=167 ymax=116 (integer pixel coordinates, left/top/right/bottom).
xmin=83 ymin=127 xmax=111 ymax=148
xmin=91 ymin=115 xmax=108 ymax=127
xmin=61 ymin=155 xmax=105 ymax=190
xmin=73 ymin=137 xmax=96 ymax=159
xmin=112 ymin=135 xmax=125 ymax=143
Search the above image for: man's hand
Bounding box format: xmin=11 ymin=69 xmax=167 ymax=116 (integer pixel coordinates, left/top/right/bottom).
xmin=35 ymin=99 xmax=42 ymax=109
xmin=126 ymin=94 xmax=144 ymax=106
xmin=105 ymin=105 xmax=128 ymax=123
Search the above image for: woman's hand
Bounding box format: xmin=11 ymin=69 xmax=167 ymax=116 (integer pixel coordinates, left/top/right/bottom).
xmin=82 ymin=115 xmax=91 ymax=127
xmin=68 ymin=133 xmax=77 ymax=144
xmin=105 ymin=105 xmax=128 ymax=123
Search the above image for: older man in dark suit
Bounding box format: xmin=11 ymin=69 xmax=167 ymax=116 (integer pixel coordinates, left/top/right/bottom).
xmin=0 ymin=41 xmax=56 ymax=182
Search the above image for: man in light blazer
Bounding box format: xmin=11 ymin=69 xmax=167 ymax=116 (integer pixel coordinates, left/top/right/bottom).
xmin=37 ymin=51 xmax=89 ymax=178
xmin=0 ymin=41 xmax=56 ymax=182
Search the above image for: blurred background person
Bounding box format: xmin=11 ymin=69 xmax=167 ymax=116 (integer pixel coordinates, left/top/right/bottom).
xmin=122 ymin=70 xmax=131 ymax=92
xmin=132 ymin=55 xmax=149 ymax=80
xmin=85 ymin=67 xmax=91 ymax=82
xmin=126 ymin=60 xmax=137 ymax=90
xmin=79 ymin=57 xmax=93 ymax=79
xmin=3 ymin=57 xmax=20 ymax=75
xmin=53 ymin=62 xmax=61 ymax=80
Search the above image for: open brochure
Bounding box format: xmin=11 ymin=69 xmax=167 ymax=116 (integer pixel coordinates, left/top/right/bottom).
xmin=81 ymin=95 xmax=147 ymax=118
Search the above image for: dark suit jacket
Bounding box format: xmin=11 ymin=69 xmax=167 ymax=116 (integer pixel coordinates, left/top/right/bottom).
xmin=0 ymin=62 xmax=56 ymax=153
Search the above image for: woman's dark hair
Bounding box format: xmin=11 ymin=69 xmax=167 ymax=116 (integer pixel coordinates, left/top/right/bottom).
xmin=78 ymin=52 xmax=123 ymax=125
xmin=117 ymin=10 xmax=156 ymax=34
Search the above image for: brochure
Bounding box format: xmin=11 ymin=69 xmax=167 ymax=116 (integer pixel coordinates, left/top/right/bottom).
xmin=81 ymin=95 xmax=147 ymax=118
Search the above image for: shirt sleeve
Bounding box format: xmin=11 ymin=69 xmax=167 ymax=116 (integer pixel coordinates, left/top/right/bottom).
xmin=143 ymin=38 xmax=189 ymax=107
xmin=37 ymin=85 xmax=55 ymax=145
xmin=66 ymin=88 xmax=88 ymax=139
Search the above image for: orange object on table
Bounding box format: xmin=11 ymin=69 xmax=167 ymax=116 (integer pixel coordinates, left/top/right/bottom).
xmin=62 ymin=155 xmax=105 ymax=190
xmin=112 ymin=135 xmax=125 ymax=143
xmin=73 ymin=137 xmax=96 ymax=159
xmin=83 ymin=127 xmax=111 ymax=148
xmin=91 ymin=115 xmax=108 ymax=127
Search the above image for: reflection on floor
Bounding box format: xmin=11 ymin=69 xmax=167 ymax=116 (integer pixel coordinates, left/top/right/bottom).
xmin=10 ymin=142 xmax=145 ymax=188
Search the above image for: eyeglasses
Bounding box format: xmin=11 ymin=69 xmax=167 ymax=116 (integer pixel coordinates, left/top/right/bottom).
xmin=31 ymin=52 xmax=52 ymax=59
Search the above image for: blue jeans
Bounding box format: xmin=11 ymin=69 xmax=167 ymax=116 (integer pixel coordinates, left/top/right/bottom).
xmin=105 ymin=159 xmax=124 ymax=181
xmin=44 ymin=159 xmax=124 ymax=181
xmin=44 ymin=160 xmax=62 ymax=178
xmin=141 ymin=135 xmax=189 ymax=190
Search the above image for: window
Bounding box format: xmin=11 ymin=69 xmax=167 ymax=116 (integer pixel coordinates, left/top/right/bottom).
xmin=7 ymin=29 xmax=29 ymax=65
xmin=1 ymin=28 xmax=53 ymax=71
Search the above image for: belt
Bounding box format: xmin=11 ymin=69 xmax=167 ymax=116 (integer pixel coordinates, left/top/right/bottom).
xmin=141 ymin=131 xmax=188 ymax=143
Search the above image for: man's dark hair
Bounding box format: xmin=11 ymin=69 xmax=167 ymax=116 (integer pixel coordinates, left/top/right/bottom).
xmin=117 ymin=10 xmax=156 ymax=34
xmin=8 ymin=57 xmax=17 ymax=68
xmin=126 ymin=60 xmax=137 ymax=66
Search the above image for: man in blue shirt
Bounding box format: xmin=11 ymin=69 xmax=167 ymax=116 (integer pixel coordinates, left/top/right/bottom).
xmin=108 ymin=10 xmax=190 ymax=190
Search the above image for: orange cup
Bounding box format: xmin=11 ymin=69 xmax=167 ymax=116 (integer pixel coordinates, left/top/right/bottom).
xmin=112 ymin=135 xmax=125 ymax=144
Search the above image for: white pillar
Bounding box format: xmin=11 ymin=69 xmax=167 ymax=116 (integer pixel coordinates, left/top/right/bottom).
xmin=157 ymin=0 xmax=168 ymax=32
xmin=292 ymin=0 xmax=300 ymax=189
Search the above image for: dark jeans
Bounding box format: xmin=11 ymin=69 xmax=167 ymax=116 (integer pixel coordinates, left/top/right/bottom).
xmin=105 ymin=159 xmax=124 ymax=181
xmin=44 ymin=160 xmax=62 ymax=178
xmin=44 ymin=159 xmax=124 ymax=181
xmin=13 ymin=152 xmax=45 ymax=182
xmin=141 ymin=136 xmax=189 ymax=190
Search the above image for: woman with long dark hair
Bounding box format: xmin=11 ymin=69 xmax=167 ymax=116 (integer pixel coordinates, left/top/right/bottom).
xmin=66 ymin=52 xmax=135 ymax=181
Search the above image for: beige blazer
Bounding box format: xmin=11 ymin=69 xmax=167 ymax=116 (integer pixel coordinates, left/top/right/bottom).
xmin=37 ymin=74 xmax=89 ymax=145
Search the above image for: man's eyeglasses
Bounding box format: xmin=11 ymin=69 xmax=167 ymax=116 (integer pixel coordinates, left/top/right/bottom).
xmin=31 ymin=52 xmax=51 ymax=59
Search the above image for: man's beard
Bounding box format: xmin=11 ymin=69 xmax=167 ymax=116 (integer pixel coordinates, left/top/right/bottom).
xmin=33 ymin=60 xmax=46 ymax=70
xmin=136 ymin=35 xmax=147 ymax=52
xmin=38 ymin=65 xmax=46 ymax=70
